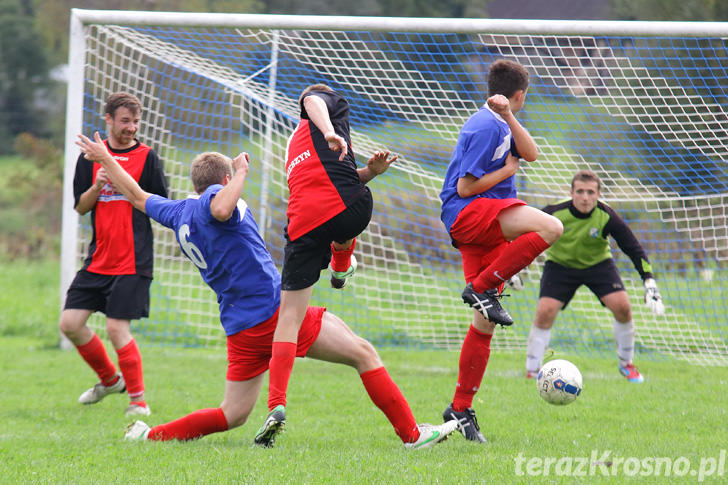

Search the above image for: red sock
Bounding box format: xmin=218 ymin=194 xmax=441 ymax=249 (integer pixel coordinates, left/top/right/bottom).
xmin=76 ymin=334 xmax=118 ymax=386
xmin=267 ymin=341 xmax=297 ymax=410
xmin=453 ymin=326 xmax=492 ymax=412
xmin=330 ymin=238 xmax=356 ymax=272
xmin=116 ymin=339 xmax=145 ymax=401
xmin=148 ymin=408 xmax=228 ymax=441
xmin=472 ymin=232 xmax=550 ymax=292
xmin=360 ymin=367 xmax=419 ymax=443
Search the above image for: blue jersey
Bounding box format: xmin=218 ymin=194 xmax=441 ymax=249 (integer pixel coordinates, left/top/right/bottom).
xmin=145 ymin=185 xmax=281 ymax=336
xmin=440 ymin=105 xmax=519 ymax=233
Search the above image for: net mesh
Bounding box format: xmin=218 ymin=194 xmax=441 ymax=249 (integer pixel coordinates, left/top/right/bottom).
xmin=70 ymin=21 xmax=728 ymax=365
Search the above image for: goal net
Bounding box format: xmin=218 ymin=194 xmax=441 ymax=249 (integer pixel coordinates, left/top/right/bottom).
xmin=61 ymin=11 xmax=728 ymax=365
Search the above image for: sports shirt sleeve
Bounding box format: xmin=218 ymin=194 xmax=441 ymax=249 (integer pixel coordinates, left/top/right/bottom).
xmin=300 ymin=91 xmax=342 ymax=120
xmin=603 ymin=205 xmax=654 ymax=280
xmin=72 ymin=154 xmax=94 ymax=208
xmin=145 ymin=195 xmax=183 ymax=230
xmin=138 ymin=149 xmax=168 ymax=197
xmin=455 ymin=128 xmax=501 ymax=179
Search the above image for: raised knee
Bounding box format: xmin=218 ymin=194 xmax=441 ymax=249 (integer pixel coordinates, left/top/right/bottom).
xmin=546 ymin=216 xmax=564 ymax=243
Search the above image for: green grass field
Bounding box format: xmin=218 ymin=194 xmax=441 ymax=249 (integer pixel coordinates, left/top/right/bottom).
xmin=3 ymin=336 xmax=728 ymax=483
xmin=2 ymin=260 xmax=728 ymax=483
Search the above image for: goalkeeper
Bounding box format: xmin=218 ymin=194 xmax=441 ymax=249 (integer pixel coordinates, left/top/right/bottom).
xmin=76 ymin=132 xmax=456 ymax=450
xmin=525 ymin=169 xmax=665 ymax=383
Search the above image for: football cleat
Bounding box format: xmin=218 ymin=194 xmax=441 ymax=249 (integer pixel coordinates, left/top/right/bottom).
xmin=124 ymin=420 xmax=151 ymax=441
xmin=330 ymin=255 xmax=357 ymax=289
xmin=443 ymin=403 xmax=487 ymax=443
xmin=125 ymin=403 xmax=152 ymax=417
xmin=618 ymin=363 xmax=644 ymax=383
xmin=404 ymin=421 xmax=458 ymax=450
xmin=78 ymin=373 xmax=126 ymax=404
xmin=526 ymin=371 xmax=538 ymax=379
xmin=461 ymin=283 xmax=513 ymax=326
xmin=254 ymin=405 xmax=286 ymax=448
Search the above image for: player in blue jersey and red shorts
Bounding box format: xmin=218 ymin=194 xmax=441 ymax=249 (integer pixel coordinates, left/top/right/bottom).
xmin=439 ymin=60 xmax=563 ymax=442
xmin=262 ymin=84 xmax=399 ymax=445
xmin=59 ymin=92 xmax=168 ymax=417
xmin=76 ymin=133 xmax=456 ymax=449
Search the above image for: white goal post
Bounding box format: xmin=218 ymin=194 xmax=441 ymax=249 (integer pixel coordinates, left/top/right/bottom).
xmin=61 ymin=10 xmax=728 ymax=365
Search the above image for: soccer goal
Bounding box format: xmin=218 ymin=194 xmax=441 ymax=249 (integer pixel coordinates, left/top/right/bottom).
xmin=61 ymin=10 xmax=728 ymax=365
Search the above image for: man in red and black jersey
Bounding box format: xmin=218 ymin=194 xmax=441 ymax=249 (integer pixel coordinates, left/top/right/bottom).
xmin=259 ymin=84 xmax=397 ymax=443
xmin=59 ymin=92 xmax=168 ymax=417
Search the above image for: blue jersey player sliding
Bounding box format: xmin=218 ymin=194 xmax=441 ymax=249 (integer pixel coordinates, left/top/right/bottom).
xmin=76 ymin=132 xmax=457 ymax=449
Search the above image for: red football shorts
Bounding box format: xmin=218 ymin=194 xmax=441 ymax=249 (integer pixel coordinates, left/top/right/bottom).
xmin=225 ymin=306 xmax=325 ymax=381
xmin=450 ymin=197 xmax=526 ymax=283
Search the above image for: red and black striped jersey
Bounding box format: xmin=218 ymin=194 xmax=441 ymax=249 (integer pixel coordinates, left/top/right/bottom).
xmin=73 ymin=140 xmax=168 ymax=277
xmin=284 ymin=90 xmax=367 ymax=241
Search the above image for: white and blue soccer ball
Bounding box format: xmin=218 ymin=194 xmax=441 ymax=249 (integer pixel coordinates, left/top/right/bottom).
xmin=537 ymin=359 xmax=583 ymax=405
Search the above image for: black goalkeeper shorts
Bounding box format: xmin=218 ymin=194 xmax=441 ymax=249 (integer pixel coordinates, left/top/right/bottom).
xmin=539 ymin=258 xmax=625 ymax=308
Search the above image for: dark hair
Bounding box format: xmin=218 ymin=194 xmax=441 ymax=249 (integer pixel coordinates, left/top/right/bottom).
xmin=190 ymin=152 xmax=232 ymax=194
xmin=571 ymin=169 xmax=602 ymax=191
xmin=298 ymin=83 xmax=334 ymax=105
xmin=104 ymin=92 xmax=142 ymax=118
xmin=487 ymin=59 xmax=530 ymax=98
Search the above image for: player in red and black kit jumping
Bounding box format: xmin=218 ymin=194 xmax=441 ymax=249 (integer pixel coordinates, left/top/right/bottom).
xmin=59 ymin=92 xmax=167 ymax=417
xmin=258 ymin=84 xmax=398 ymax=445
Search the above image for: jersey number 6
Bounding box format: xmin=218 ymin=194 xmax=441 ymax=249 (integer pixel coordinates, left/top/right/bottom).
xmin=178 ymin=224 xmax=208 ymax=269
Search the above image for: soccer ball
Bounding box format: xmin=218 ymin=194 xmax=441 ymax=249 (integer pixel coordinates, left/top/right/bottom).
xmin=537 ymin=359 xmax=583 ymax=405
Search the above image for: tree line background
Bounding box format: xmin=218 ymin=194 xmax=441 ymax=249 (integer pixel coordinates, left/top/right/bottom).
xmin=0 ymin=0 xmax=726 ymax=260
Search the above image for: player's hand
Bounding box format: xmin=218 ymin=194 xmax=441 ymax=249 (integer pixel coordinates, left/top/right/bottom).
xmin=504 ymin=153 xmax=520 ymax=175
xmin=232 ymin=152 xmax=250 ymax=176
xmin=644 ymin=278 xmax=665 ymax=315
xmin=94 ymin=167 xmax=109 ymax=189
xmin=76 ymin=131 xmax=109 ymax=163
xmin=507 ymin=273 xmax=524 ymax=291
xmin=324 ymin=131 xmax=348 ymax=161
xmin=367 ymin=150 xmax=398 ymax=176
xmin=486 ymin=94 xmax=512 ymax=117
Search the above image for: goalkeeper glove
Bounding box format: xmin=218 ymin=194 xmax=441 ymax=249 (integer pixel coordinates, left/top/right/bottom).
xmin=643 ymin=278 xmax=665 ymax=315
xmin=507 ymin=273 xmax=524 ymax=291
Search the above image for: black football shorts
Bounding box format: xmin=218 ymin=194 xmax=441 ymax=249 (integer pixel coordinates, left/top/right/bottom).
xmin=64 ymin=269 xmax=152 ymax=319
xmin=281 ymin=188 xmax=373 ymax=291
xmin=539 ymin=258 xmax=625 ymax=308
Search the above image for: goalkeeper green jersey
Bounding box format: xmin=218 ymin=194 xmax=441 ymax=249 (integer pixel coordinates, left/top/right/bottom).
xmin=542 ymin=199 xmax=654 ymax=280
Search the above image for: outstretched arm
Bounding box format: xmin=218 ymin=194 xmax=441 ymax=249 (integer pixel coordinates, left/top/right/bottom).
xmin=357 ymin=150 xmax=398 ymax=184
xmin=487 ymin=94 xmax=538 ymax=162
xmin=76 ymin=132 xmax=150 ymax=213
xmin=209 ymin=153 xmax=250 ymax=222
xmin=604 ymin=206 xmax=664 ymax=315
xmin=303 ymin=95 xmax=348 ymax=161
